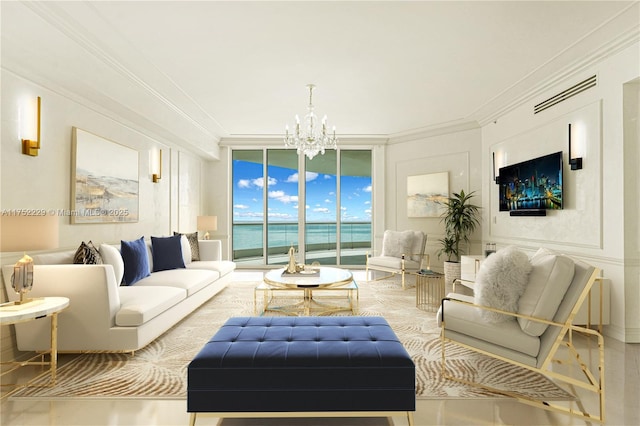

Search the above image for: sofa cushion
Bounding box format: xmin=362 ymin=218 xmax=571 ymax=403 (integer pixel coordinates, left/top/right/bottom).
xmin=121 ymin=237 xmax=151 ymax=285
xmin=381 ymin=230 xmax=414 ymax=258
xmin=99 ymin=243 xmax=125 ymax=285
xmin=151 ymin=235 xmax=186 ymax=272
xmin=133 ymin=268 xmax=219 ymax=297
xmin=187 ymin=260 xmax=236 ymax=276
xmin=174 ymin=231 xmax=200 ymax=261
xmin=474 ymin=246 xmax=532 ymax=323
xmin=518 ymin=248 xmax=575 ymax=336
xmin=116 ymin=285 xmax=187 ymax=326
xmin=73 ymin=241 xmax=103 ymax=265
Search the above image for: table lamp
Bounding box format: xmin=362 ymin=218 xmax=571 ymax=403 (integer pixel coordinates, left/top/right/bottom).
xmin=1 ymin=215 xmax=59 ymax=305
xmin=197 ymin=215 xmax=217 ymax=240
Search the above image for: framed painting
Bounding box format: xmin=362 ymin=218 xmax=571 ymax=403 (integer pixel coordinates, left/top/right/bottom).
xmin=71 ymin=128 xmax=139 ymax=223
xmin=407 ymin=172 xmax=449 ymax=217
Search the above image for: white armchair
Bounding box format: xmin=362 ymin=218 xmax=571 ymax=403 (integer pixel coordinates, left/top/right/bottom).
xmin=438 ymin=248 xmax=604 ymax=422
xmin=365 ymin=230 xmax=426 ymax=289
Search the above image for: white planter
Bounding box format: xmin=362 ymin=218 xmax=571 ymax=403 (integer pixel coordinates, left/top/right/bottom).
xmin=443 ymin=261 xmax=461 ymax=292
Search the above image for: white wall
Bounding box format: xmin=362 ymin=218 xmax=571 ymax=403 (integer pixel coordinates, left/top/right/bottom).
xmin=0 ymin=70 xmax=206 ymax=266
xmin=481 ymin=42 xmax=640 ymax=342
xmin=385 ymin=128 xmax=483 ymax=272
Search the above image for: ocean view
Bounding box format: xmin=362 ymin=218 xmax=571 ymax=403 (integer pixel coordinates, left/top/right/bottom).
xmin=232 ymin=222 xmax=371 ymax=261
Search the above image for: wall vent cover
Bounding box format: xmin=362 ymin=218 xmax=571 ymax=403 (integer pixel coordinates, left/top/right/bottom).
xmin=534 ymin=75 xmax=597 ymax=114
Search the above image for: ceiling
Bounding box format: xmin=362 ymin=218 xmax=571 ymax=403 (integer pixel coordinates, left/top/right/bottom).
xmin=2 ymin=1 xmax=638 ymax=159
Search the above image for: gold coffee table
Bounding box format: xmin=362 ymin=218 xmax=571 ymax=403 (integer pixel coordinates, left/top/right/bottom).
xmin=255 ymin=267 xmax=358 ymax=316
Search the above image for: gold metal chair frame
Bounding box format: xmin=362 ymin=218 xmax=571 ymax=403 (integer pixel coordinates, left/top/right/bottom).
xmin=440 ymin=267 xmax=604 ymax=423
xmin=365 ymin=252 xmax=429 ymax=290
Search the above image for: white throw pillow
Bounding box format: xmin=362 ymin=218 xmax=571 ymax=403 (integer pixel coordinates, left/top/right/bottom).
xmin=381 ymin=230 xmax=414 ymax=258
xmin=517 ymin=248 xmax=575 ymax=336
xmin=180 ymin=235 xmax=192 ymax=265
xmin=99 ymin=243 xmax=125 ymax=285
xmin=474 ymin=246 xmax=532 ymax=323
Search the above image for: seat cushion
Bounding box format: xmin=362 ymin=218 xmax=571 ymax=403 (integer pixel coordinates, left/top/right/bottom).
xmin=439 ymin=294 xmax=540 ymax=358
xmin=518 ymin=248 xmax=575 ymax=336
xmin=368 ymin=256 xmax=420 ymax=271
xmin=116 ymin=286 xmax=186 ymax=326
xmin=187 ymin=260 xmax=236 ymax=276
xmin=133 ymin=269 xmax=219 ymax=296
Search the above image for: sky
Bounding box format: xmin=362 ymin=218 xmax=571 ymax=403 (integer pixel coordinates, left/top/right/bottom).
xmin=233 ymin=160 xmax=371 ymax=223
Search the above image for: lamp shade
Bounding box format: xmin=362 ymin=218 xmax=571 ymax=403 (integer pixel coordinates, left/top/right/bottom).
xmin=1 ymin=215 xmax=59 ymax=252
xmin=197 ymin=216 xmax=217 ymax=231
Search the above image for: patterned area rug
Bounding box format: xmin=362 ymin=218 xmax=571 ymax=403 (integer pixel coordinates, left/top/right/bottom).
xmin=10 ymin=278 xmax=572 ymax=400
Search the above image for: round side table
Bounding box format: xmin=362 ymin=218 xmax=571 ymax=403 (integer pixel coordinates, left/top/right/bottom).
xmin=0 ymin=296 xmax=69 ymax=398
xmin=415 ymin=272 xmax=445 ymax=312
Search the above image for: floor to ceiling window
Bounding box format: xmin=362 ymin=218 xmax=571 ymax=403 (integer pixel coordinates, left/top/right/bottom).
xmin=232 ymin=148 xmax=372 ymax=267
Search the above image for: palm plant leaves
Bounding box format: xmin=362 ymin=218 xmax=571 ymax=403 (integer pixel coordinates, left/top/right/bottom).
xmin=438 ymin=189 xmax=481 ymax=262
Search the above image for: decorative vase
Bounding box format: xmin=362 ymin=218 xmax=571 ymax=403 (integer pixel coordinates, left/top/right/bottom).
xmin=443 ymin=260 xmax=461 ymax=293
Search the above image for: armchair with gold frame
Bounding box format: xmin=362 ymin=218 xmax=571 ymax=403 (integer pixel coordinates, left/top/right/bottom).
xmin=365 ymin=230 xmax=427 ymax=290
xmin=439 ymin=255 xmax=604 ymax=423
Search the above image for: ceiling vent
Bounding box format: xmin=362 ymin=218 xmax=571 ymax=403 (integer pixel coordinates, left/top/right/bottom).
xmin=534 ymin=75 xmax=597 ymax=114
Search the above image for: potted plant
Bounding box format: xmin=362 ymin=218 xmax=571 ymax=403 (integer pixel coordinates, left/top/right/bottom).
xmin=437 ymin=190 xmax=481 ymax=285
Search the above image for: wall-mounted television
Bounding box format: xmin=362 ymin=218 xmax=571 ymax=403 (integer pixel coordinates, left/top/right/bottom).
xmin=498 ymin=151 xmax=563 ymax=212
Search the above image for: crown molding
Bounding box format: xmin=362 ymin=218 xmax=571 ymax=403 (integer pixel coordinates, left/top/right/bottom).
xmin=387 ymin=120 xmax=481 ymax=144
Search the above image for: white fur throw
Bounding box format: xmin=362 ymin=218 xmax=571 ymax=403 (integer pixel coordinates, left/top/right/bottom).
xmin=381 ymin=230 xmax=414 ymax=258
xmin=474 ymin=246 xmax=532 ymax=323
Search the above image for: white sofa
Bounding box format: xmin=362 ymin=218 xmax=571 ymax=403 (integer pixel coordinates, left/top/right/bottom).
xmin=1 ymin=239 xmax=235 ymax=353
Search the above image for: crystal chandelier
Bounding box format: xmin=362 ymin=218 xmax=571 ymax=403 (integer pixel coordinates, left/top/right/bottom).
xmin=284 ymin=84 xmax=338 ymax=160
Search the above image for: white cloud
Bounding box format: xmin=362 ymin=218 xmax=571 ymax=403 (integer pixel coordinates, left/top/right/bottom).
xmin=363 ymin=185 xmax=372 ymax=192
xmin=324 ymin=199 xmax=332 ymax=203
xmin=268 ymin=190 xmax=298 ymax=204
xmin=234 ymin=204 xmax=249 ymax=209
xmin=286 ymin=172 xmax=319 ymax=183
xmin=313 ymin=207 xmax=330 ymax=213
xmin=238 ymin=176 xmax=277 ymax=188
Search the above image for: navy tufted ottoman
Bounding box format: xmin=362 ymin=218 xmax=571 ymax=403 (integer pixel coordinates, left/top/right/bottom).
xmin=187 ymin=316 xmax=415 ymax=425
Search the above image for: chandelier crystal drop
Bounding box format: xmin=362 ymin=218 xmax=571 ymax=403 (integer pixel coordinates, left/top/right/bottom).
xmin=284 ymin=84 xmax=338 ymax=160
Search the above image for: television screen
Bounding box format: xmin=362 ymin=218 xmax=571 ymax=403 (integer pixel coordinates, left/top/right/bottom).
xmin=498 ymin=151 xmax=563 ymax=212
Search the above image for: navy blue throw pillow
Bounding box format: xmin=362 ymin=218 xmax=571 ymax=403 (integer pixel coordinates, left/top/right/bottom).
xmin=151 ymin=235 xmax=186 ymax=272
xmin=121 ymin=236 xmax=150 ymax=285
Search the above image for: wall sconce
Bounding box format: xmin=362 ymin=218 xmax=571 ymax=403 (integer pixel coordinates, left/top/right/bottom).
xmin=150 ymin=149 xmax=162 ymax=183
xmin=492 ymin=152 xmax=500 ymax=184
xmin=197 ymin=215 xmax=217 ymax=240
xmin=568 ymin=123 xmax=583 ymax=170
xmin=21 ymin=96 xmax=41 ymax=156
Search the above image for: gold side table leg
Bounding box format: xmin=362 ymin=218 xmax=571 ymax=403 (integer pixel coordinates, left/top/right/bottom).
xmin=50 ymin=312 xmax=58 ymax=384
